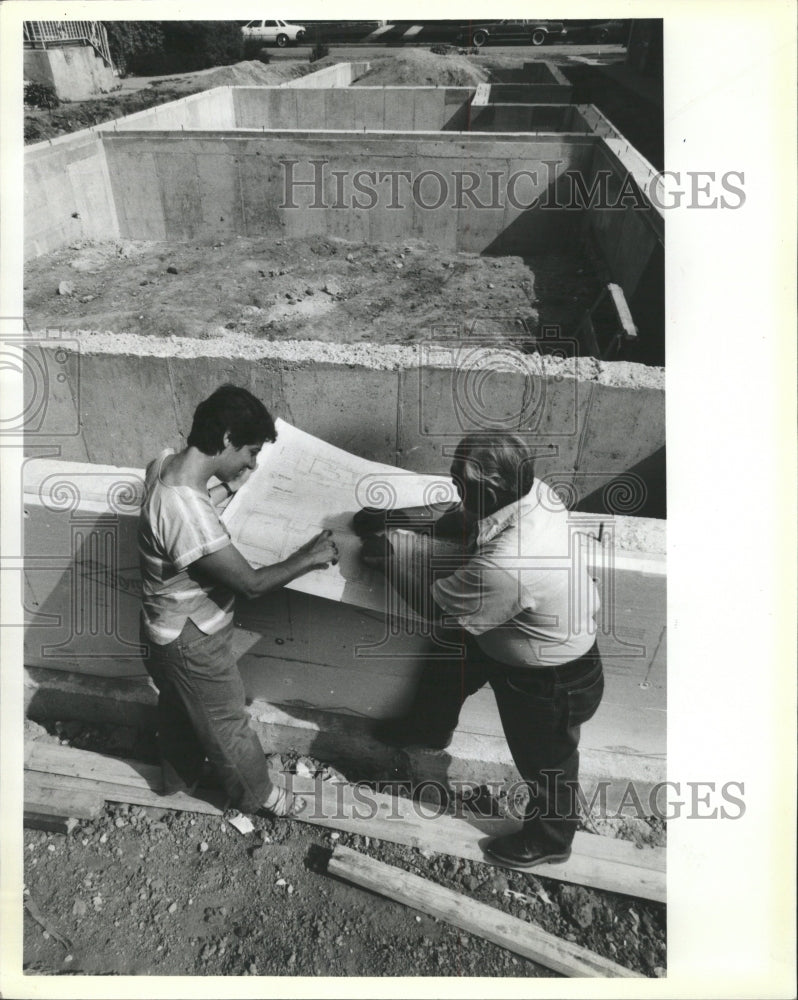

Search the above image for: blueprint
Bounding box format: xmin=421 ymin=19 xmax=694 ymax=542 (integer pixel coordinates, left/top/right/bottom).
xmin=221 ymin=420 xmax=458 ymax=613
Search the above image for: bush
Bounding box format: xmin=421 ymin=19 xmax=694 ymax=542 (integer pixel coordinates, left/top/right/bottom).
xmin=23 ymin=81 xmax=59 ymax=109
xmin=242 ymin=36 xmax=271 ymax=64
xmin=430 ymin=43 xmax=455 ymax=55
xmin=160 ymin=21 xmax=243 ymax=73
xmin=104 ymin=21 xmax=166 ymax=76
xmin=104 ymin=21 xmax=243 ymax=75
xmin=309 ymin=41 xmax=329 ymax=64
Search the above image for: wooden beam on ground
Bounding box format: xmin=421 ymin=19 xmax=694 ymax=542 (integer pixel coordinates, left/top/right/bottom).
xmin=25 ymin=769 xmax=104 ymax=832
xmin=25 ymin=742 xmax=665 ymax=902
xmin=328 ymin=844 xmax=643 ymax=978
xmin=25 ymin=742 xmax=225 ymax=815
xmin=288 ymin=775 xmax=665 ymax=903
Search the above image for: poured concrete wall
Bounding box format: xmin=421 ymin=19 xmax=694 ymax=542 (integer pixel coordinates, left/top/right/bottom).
xmin=25 ymin=131 xmax=119 ymax=259
xmin=233 ymin=86 xmax=473 ymax=132
xmin=107 ymin=86 xmax=235 ymax=131
xmin=21 ymin=460 xmax=665 ymax=789
xmin=24 ymin=44 xmax=117 ymax=101
xmin=101 ymin=131 xmax=594 ymax=253
xmin=489 ymin=63 xmax=573 ymax=103
xmin=470 ymin=104 xmax=590 ymax=133
xmin=585 ymin=136 xmax=663 ymax=304
xmin=281 ymin=61 xmax=370 ymax=88
xmin=30 ymin=341 xmax=665 ymax=495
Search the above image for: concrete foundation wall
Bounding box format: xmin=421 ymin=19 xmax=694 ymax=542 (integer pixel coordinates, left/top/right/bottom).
xmin=31 ymin=343 xmax=665 ymax=491
xmin=24 ymin=44 xmax=117 ymax=101
xmin=25 ymin=131 xmax=119 ymax=259
xmin=101 ymin=131 xmax=595 ymax=253
xmin=232 ymin=86 xmax=474 ymax=132
xmin=107 ymin=86 xmax=235 ymax=132
xmin=281 ymin=61 xmax=370 ymax=87
xmin=21 ymin=460 xmax=665 ymax=789
xmin=586 ymin=138 xmax=664 ymax=305
xmin=488 ymin=81 xmax=573 ymax=105
xmin=470 ymin=104 xmax=589 ymax=133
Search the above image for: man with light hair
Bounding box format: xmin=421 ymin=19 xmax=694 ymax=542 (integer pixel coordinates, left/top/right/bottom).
xmin=359 ymin=431 xmax=603 ymax=869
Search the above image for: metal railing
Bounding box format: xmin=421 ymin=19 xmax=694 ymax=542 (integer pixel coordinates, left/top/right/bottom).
xmin=23 ymin=21 xmax=114 ymax=70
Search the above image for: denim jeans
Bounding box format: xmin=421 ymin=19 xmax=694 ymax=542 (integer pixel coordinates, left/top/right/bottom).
xmin=141 ymin=616 xmax=273 ymax=813
xmin=398 ymin=635 xmax=604 ymax=852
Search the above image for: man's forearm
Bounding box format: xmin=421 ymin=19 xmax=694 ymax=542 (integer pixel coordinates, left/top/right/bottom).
xmin=244 ymin=552 xmax=316 ymax=599
xmin=380 ymin=530 xmax=443 ymax=624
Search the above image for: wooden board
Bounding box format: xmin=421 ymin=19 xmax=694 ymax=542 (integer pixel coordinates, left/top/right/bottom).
xmin=23 ymin=813 xmax=79 ymax=835
xmin=328 ymin=845 xmax=643 ymax=978
xmin=24 ymin=743 xmax=225 ymax=815
xmin=287 ymin=775 xmax=665 ymax=902
xmin=25 ymin=742 xmax=665 ymax=902
xmin=25 ymin=770 xmax=104 ymax=820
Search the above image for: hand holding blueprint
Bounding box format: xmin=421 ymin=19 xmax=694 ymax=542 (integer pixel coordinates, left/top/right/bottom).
xmin=221 ymin=420 xmax=458 ymax=613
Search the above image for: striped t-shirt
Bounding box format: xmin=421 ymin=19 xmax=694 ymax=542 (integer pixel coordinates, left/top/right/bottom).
xmin=138 ymin=450 xmax=234 ymax=645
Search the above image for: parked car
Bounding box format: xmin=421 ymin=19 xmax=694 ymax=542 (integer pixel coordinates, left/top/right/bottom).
xmin=241 ymin=19 xmax=306 ymax=47
xmin=457 ymin=19 xmax=567 ymax=47
xmin=564 ymin=19 xmax=629 ymax=44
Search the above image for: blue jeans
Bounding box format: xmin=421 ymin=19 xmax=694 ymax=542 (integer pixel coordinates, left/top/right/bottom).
xmin=141 ymin=616 xmax=273 ymax=813
xmin=397 ymin=636 xmax=604 ymax=852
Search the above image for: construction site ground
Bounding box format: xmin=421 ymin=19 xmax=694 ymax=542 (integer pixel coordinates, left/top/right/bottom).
xmin=25 ymin=235 xmax=605 ymax=353
xmin=23 ymin=719 xmax=666 ymax=978
xmin=22 ymin=47 xmax=665 ymax=980
xmin=24 ymin=46 xmax=624 ymax=145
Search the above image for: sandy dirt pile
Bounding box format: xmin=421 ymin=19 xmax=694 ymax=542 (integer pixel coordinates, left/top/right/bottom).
xmin=25 ymin=236 xmax=609 ymax=356
xmin=149 ymin=58 xmax=321 ymax=93
xmin=352 ymin=48 xmax=489 ymax=87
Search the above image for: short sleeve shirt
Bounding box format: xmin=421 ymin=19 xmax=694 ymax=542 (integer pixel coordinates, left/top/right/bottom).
xmin=138 ymin=450 xmax=234 ymax=644
xmin=432 ymin=480 xmax=600 ymax=667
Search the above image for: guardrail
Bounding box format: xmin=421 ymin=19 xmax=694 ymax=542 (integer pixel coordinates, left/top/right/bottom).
xmin=23 ymin=21 xmax=114 ymax=70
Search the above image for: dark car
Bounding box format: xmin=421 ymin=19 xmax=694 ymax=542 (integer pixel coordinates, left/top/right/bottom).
xmin=563 ymin=19 xmax=630 ymax=44
xmin=458 ymin=19 xmax=567 ymax=47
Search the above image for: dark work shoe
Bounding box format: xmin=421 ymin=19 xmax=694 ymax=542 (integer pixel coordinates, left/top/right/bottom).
xmin=374 ymin=718 xmax=453 ymax=751
xmin=482 ymin=831 xmax=571 ymax=869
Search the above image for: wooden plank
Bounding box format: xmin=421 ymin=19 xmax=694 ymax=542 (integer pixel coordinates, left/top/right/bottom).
xmin=24 ymin=812 xmax=79 ymax=835
xmin=26 ymin=741 xmax=165 ymax=789
xmin=328 ymin=845 xmax=643 ymax=978
xmin=24 ymin=771 xmax=104 ymax=819
xmin=24 ymin=744 xmax=225 ymax=815
xmin=288 ymin=775 xmax=665 ymax=902
xmin=25 ymin=743 xmax=665 ymax=900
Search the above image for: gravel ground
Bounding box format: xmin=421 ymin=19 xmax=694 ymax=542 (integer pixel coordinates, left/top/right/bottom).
xmin=22 ymin=719 xmax=666 ymax=979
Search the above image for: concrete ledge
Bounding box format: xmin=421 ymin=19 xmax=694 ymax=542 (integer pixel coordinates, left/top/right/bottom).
xmin=30 ymin=336 xmax=664 ymax=484
xmin=24 ymin=664 xmax=662 ymax=811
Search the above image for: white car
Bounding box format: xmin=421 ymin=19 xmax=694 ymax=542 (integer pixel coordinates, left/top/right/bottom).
xmin=241 ymin=19 xmax=306 ymax=47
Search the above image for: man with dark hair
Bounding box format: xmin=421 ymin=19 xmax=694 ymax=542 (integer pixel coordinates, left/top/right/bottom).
xmin=359 ymin=431 xmax=603 ymax=869
xmin=138 ymin=385 xmax=338 ymax=817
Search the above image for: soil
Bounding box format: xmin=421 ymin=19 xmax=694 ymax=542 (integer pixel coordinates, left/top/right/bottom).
xmin=352 ymin=49 xmax=489 ymax=88
xmin=24 ymin=59 xmax=336 ymax=145
xmin=25 ymin=236 xmax=604 ymax=353
xmin=22 ymin=719 xmax=666 ymax=978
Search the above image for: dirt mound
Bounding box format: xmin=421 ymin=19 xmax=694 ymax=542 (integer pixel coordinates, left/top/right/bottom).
xmin=149 ymin=59 xmax=318 ymax=94
xmin=353 ymin=48 xmax=489 ymax=88
xmin=25 ymin=60 xmax=329 ymax=143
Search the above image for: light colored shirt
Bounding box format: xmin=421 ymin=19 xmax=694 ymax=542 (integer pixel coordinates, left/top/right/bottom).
xmin=138 ymin=450 xmax=234 ymax=645
xmin=432 ymin=479 xmax=600 ymax=667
